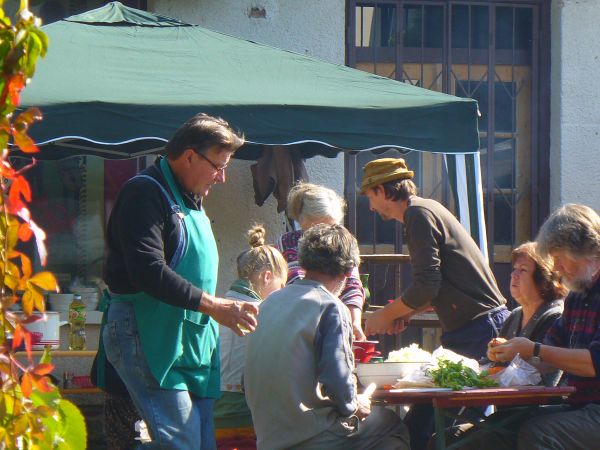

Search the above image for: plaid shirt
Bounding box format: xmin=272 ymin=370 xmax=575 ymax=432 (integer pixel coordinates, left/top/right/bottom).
xmin=545 ymin=277 xmax=600 ymax=402
xmin=276 ymin=230 xmax=365 ymax=309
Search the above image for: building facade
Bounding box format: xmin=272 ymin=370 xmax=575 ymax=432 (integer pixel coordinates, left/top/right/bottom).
xmin=22 ymin=0 xmax=600 ymax=297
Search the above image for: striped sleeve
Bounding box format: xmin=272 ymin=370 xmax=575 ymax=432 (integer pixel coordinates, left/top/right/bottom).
xmin=339 ymin=267 xmax=365 ymax=309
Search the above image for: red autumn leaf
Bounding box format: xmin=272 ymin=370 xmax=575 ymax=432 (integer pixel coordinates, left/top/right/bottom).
xmin=24 ymin=328 xmax=32 ymax=359
xmin=34 ymin=375 xmax=55 ymax=393
xmin=18 ymin=223 xmax=33 ymax=242
xmin=12 ymin=324 xmax=23 ymax=350
xmin=15 ymin=323 xmax=34 ymax=358
xmin=12 ymin=176 xmax=32 ymax=201
xmin=7 ymin=175 xmax=31 ymax=214
xmin=32 ymin=363 xmax=54 ymax=376
xmin=21 ymin=372 xmax=33 ymax=398
xmin=0 ymin=160 xmax=16 ymax=179
xmin=7 ymin=74 xmax=25 ymax=106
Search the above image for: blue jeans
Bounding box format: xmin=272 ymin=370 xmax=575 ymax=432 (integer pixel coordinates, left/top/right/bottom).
xmin=405 ymin=306 xmax=509 ymax=450
xmin=103 ymin=302 xmax=216 ymax=450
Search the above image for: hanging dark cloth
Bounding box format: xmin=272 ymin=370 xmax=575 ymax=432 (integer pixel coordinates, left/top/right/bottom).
xmin=250 ymin=146 xmax=308 ymax=213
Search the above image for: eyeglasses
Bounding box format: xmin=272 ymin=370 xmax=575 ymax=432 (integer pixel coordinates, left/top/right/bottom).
xmin=195 ymin=151 xmax=228 ymax=173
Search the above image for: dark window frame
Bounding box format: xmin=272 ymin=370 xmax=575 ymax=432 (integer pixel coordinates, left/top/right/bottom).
xmin=345 ymin=0 xmax=551 ymax=265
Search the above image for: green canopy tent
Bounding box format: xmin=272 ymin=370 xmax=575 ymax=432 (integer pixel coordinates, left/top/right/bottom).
xmin=19 ymin=2 xmax=488 ymax=256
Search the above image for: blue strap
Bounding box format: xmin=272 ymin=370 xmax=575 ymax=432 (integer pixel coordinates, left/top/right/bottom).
xmin=133 ymin=174 xmax=186 ymax=268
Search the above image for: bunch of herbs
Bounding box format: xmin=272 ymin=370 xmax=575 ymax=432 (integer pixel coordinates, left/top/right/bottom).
xmin=428 ymin=358 xmax=498 ymax=391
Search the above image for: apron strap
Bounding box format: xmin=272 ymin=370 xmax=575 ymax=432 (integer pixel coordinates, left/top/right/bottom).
xmin=134 ymin=174 xmax=186 ymax=268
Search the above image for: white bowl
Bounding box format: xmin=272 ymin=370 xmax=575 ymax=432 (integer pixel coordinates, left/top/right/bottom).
xmin=71 ymin=287 xmax=99 ymax=294
xmin=48 ymin=293 xmax=74 ymax=312
xmin=356 ymin=361 xmax=427 ymax=388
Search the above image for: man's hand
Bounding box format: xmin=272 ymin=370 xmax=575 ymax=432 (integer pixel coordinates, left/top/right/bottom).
xmin=487 ymin=337 xmax=507 ymax=362
xmin=487 ymin=337 xmax=533 ymax=363
xmin=392 ymin=315 xmax=410 ymax=333
xmin=364 ymin=309 xmax=407 ymax=336
xmin=199 ymin=293 xmax=259 ymax=337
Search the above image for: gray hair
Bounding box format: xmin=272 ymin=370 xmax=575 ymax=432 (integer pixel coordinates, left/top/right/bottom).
xmin=536 ymin=203 xmax=600 ymax=259
xmin=298 ymin=224 xmax=360 ymax=277
xmin=286 ymin=182 xmax=345 ymax=225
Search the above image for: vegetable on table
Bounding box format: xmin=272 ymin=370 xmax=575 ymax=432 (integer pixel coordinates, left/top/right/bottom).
xmin=427 ymin=358 xmax=498 ymax=390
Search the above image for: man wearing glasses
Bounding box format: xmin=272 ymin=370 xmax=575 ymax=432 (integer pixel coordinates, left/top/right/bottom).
xmin=101 ymin=113 xmax=258 ymax=449
xmin=487 ymin=203 xmax=600 ymax=449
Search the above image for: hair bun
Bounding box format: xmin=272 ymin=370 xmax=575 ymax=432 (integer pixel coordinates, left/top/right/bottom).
xmin=247 ymin=225 xmax=266 ymax=248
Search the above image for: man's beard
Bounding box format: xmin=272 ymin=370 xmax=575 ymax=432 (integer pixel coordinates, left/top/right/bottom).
xmin=563 ymin=263 xmax=599 ymax=293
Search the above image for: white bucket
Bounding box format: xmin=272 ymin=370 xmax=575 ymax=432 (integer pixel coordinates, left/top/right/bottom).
xmin=18 ymin=312 xmax=68 ymax=350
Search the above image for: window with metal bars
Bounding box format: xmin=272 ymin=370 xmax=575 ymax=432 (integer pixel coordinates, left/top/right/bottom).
xmin=346 ymin=0 xmax=550 ymax=294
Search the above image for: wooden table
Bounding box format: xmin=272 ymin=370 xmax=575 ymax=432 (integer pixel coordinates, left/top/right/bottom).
xmin=373 ymin=386 xmax=575 ymax=450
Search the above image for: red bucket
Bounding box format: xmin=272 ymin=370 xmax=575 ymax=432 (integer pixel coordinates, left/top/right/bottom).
xmin=352 ymin=341 xmax=381 ymax=363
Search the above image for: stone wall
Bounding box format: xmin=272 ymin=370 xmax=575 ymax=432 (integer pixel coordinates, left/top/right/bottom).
xmin=550 ymin=0 xmax=600 ymax=211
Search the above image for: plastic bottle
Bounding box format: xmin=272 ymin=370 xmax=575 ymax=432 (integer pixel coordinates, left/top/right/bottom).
xmin=68 ymin=294 xmax=86 ymax=350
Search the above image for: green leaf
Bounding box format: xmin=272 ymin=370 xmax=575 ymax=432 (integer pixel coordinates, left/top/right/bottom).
xmin=55 ymin=399 xmax=87 ymax=450
xmin=30 ymin=385 xmax=61 ymax=408
xmin=31 ymin=28 xmax=49 ymax=57
xmin=39 ymin=346 xmax=53 ymax=364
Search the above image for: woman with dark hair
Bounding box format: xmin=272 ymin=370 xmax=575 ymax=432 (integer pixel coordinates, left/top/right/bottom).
xmin=453 ymin=242 xmax=569 ymax=450
xmin=487 ymin=241 xmax=567 ymax=380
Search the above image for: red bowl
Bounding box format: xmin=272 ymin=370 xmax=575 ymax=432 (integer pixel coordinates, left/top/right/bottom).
xmin=352 ymin=340 xmax=381 ymax=363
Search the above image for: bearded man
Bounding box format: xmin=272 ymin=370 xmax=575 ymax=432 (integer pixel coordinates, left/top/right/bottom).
xmin=488 ymin=203 xmax=600 ymax=449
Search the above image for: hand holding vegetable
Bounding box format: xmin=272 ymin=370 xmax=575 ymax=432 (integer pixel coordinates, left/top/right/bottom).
xmin=487 ymin=337 xmax=534 ymax=363
xmin=487 ymin=337 xmax=507 ymax=361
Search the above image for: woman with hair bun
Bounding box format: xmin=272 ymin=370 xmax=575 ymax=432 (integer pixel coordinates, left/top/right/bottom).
xmin=214 ymin=225 xmax=287 ymax=449
xmin=278 ymin=182 xmax=367 ymax=341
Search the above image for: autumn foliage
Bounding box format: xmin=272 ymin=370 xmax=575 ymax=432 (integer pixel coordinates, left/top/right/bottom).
xmin=1 ymin=3 xmax=87 ymax=449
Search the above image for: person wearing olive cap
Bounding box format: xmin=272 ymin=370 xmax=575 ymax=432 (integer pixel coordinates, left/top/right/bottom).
xmin=362 ymin=157 xmax=508 ymax=450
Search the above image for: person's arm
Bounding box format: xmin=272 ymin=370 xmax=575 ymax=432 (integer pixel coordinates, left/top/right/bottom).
xmin=364 ymin=298 xmax=414 ymax=336
xmin=112 ymin=179 xmax=204 ymax=310
xmin=365 ymin=207 xmax=442 ymax=336
xmin=488 ymin=337 xmax=597 ymax=378
xmin=112 ymin=180 xmax=258 ymax=336
xmin=198 ymin=292 xmax=258 ymax=335
xmin=348 ymin=306 xmax=367 ymax=341
xmin=339 ymin=269 xmax=367 ymax=340
xmin=315 ymin=302 xmax=360 ymax=417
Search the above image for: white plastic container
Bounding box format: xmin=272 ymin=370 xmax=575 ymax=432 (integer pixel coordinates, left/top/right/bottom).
xmin=18 ymin=312 xmax=68 ymax=350
xmin=356 ymin=361 xmax=427 ymax=387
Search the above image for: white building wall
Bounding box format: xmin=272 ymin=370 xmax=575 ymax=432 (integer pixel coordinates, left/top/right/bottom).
xmin=550 ymin=0 xmax=600 ymax=212
xmin=149 ymin=0 xmax=346 ymax=294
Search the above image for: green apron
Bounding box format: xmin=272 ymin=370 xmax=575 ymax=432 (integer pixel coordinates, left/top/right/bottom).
xmin=110 ymin=157 xmax=220 ymax=398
